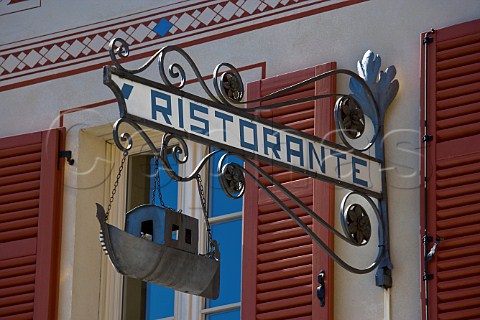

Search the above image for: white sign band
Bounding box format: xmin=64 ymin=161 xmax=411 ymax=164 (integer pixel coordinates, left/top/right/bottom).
xmin=111 ymin=73 xmax=383 ymax=197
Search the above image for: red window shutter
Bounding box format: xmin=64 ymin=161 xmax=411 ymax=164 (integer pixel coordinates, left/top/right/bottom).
xmin=242 ymin=63 xmax=336 ymax=320
xmin=421 ymin=19 xmax=480 ymax=320
xmin=0 ymin=128 xmax=65 ymax=320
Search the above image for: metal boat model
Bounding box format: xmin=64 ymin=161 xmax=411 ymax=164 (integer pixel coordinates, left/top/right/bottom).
xmin=96 ymin=203 xmax=220 ymax=299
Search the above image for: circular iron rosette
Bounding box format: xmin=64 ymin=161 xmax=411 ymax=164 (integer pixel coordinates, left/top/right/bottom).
xmin=217 ymin=154 xmax=245 ymax=199
xmin=340 ymin=191 xmax=383 ymax=248
xmin=213 ymin=63 xmax=244 ymax=106
xmin=334 ymin=96 xmax=379 ymax=152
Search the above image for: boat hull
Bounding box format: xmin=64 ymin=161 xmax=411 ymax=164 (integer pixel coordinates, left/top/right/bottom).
xmin=96 ymin=204 xmax=220 ymax=299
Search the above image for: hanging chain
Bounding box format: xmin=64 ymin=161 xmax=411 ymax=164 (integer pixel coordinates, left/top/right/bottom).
xmin=105 ymin=150 xmax=128 ymax=222
xmin=196 ymin=173 xmax=215 ymax=256
xmin=151 ymin=156 xmax=167 ymax=208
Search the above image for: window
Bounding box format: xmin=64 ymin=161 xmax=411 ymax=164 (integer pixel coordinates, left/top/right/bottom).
xmin=118 ymin=145 xmax=242 ymax=320
xmin=122 ymin=152 xmax=178 ymax=320
xmin=201 ymin=150 xmax=243 ymax=319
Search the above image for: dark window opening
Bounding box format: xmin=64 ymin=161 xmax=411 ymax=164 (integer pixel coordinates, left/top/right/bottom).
xmin=141 ymin=220 xmax=153 ymax=238
xmin=185 ymin=228 xmax=192 ymax=245
xmin=172 ymin=224 xmax=179 ymax=240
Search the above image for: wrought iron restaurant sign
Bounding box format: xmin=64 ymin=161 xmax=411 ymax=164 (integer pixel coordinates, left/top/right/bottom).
xmin=99 ymin=38 xmax=400 ymax=298
xmin=106 ymin=70 xmax=383 ymax=197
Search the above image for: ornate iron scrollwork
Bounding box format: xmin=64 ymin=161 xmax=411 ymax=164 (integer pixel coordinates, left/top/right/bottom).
xmin=106 ymin=37 xmax=398 ymax=286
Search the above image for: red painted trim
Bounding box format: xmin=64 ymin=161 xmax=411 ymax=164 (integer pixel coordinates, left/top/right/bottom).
xmin=1 ymin=0 xmax=195 ymax=50
xmin=1 ymin=0 xmax=366 ymax=92
xmin=312 ymin=62 xmax=336 ymax=320
xmin=241 ymin=79 xmax=262 ymax=320
xmin=59 ymin=98 xmax=117 ymax=127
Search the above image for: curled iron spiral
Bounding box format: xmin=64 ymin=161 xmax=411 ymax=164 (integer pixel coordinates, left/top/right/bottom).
xmin=108 ymin=38 xmax=245 ymax=106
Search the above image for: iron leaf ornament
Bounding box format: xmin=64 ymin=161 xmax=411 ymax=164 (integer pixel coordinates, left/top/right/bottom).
xmin=349 ymin=50 xmax=399 ymax=126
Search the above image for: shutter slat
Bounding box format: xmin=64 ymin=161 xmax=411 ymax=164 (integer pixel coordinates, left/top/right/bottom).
xmin=257 ymin=305 xmax=311 ymax=320
xmin=436 ymin=224 xmax=478 ymax=240
xmin=257 ymin=274 xmax=311 ymax=293
xmin=0 ymin=189 xmax=40 ymax=205
xmin=438 ymin=265 xmax=480 ymax=282
xmin=436 ymin=31 xmax=480 ymax=53
xmin=0 ymin=256 xmax=36 ymax=270
xmin=258 ymin=226 xmax=310 ymax=244
xmin=436 ymin=50 xmax=480 ymax=71
xmin=1 ymin=312 xmax=34 ymax=320
xmin=257 ymin=265 xmax=312 ymax=283
xmin=438 ymin=296 xmax=480 ymax=313
xmin=0 ymin=265 xmax=36 ymax=280
xmin=437 ymin=61 xmax=480 ymax=82
xmin=437 ymin=233 xmax=480 ymax=251
xmin=257 ymin=235 xmax=312 ymax=253
xmin=436 ymin=192 xmax=480 ymax=210
xmin=258 ymin=245 xmax=312 ymax=264
xmin=437 ymin=101 xmax=480 ymax=121
xmin=436 ymin=181 xmax=480 ymax=199
xmin=0 ymin=162 xmax=41 ymax=179
xmin=259 ymin=68 xmax=315 ymax=94
xmin=0 ymin=180 xmax=41 ymax=196
xmin=0 ymin=274 xmax=35 ymax=289
xmin=0 ymin=172 xmax=41 ymax=189
xmin=437 ymin=286 xmax=480 ymax=302
xmin=0 ymin=292 xmax=34 ymax=308
xmin=0 ymin=227 xmax=37 ymax=243
xmin=0 ymin=217 xmax=38 ymax=233
xmin=266 ymin=109 xmax=314 ymax=126
xmin=258 ymin=185 xmax=313 ymax=206
xmin=0 ymin=284 xmax=35 ymax=299
xmin=437 ymin=275 xmax=480 ymax=292
xmin=257 ymin=295 xmax=311 ymax=313
xmin=0 ymin=199 xmax=39 ymax=215
xmin=436 ymin=151 xmax=480 ymax=170
xmin=257 ymin=254 xmax=312 ymax=273
xmin=257 ymin=285 xmax=311 ymax=303
xmin=437 ymin=81 xmax=480 ymax=100
xmin=0 ymin=208 xmax=38 ymax=224
xmin=0 ymin=153 xmax=42 ymax=169
xmin=436 ymin=90 xmax=480 ymax=110
xmin=0 ymin=144 xmax=41 ymax=159
xmin=258 ymin=215 xmax=312 ymax=234
xmin=436 ymin=170 xmax=480 ymax=189
xmin=437 ymin=243 xmax=480 ymax=261
xmin=436 ymin=109 xmax=480 ymax=131
xmin=0 ymin=302 xmax=34 ymax=318
xmin=438 ymin=307 xmax=480 ymax=320
xmin=258 ymin=172 xmax=308 ymax=185
xmin=437 ymin=122 xmax=480 ymax=142
xmin=437 ymin=212 xmax=480 ymax=229
xmin=437 ymin=255 xmax=480 ymax=272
